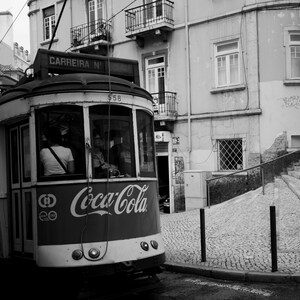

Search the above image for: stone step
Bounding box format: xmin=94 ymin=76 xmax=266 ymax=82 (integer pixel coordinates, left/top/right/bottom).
xmin=281 ymin=174 xmax=300 ymax=200
xmin=288 ymin=170 xmax=300 ymax=179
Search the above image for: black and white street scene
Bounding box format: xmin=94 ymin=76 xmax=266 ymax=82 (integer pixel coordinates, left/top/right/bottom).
xmin=0 ymin=0 xmax=300 ymax=299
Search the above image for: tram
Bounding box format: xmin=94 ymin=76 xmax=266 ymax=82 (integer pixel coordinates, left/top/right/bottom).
xmin=0 ymin=49 xmax=165 ymax=277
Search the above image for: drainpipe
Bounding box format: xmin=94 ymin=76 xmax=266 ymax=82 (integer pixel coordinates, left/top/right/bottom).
xmin=185 ymin=0 xmax=191 ymax=169
xmin=255 ymin=9 xmax=262 ymax=161
xmin=70 ymin=0 xmax=73 ymax=31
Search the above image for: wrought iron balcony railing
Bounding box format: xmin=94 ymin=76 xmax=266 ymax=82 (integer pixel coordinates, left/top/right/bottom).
xmin=152 ymin=91 xmax=177 ymax=120
xmin=70 ymin=19 xmax=111 ymax=48
xmin=125 ymin=0 xmax=174 ymax=37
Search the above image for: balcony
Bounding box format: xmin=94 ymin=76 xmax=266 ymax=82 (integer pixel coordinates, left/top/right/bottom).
xmin=70 ymin=19 xmax=111 ymax=54
xmin=152 ymin=91 xmax=177 ymax=122
xmin=125 ymin=0 xmax=174 ymax=43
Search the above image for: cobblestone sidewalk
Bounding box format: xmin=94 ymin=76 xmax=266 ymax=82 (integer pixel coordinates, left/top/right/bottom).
xmin=160 ymin=177 xmax=300 ymax=274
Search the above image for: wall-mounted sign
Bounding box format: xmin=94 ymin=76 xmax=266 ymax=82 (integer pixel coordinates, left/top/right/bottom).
xmin=172 ymin=136 xmax=180 ymax=145
xmin=155 ymin=131 xmax=171 ymax=142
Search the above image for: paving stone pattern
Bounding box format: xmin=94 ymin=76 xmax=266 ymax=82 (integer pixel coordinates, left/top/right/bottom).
xmin=160 ymin=177 xmax=300 ymax=274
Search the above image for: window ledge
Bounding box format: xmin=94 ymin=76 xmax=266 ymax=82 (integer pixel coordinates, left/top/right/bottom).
xmin=210 ymin=84 xmax=246 ymax=94
xmin=40 ymin=38 xmax=58 ymax=46
xmin=283 ymin=79 xmax=300 ymax=86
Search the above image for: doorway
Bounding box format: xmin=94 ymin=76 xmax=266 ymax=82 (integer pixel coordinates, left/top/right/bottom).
xmin=157 ymin=155 xmax=169 ymax=211
xmin=8 ymin=122 xmax=33 ymax=257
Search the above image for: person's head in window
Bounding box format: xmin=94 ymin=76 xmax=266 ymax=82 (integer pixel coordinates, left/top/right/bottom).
xmin=93 ymin=133 xmax=105 ymax=151
xmin=46 ymin=126 xmax=63 ymax=146
xmin=40 ymin=127 xmax=75 ymax=176
xmin=109 ymin=128 xmax=132 ymax=177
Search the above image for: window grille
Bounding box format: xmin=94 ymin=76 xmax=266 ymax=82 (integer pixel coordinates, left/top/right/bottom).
xmin=217 ymin=139 xmax=243 ymax=171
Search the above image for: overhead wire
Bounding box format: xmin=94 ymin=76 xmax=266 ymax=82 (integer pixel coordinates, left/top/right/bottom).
xmin=0 ymin=0 xmax=28 ymax=46
xmin=48 ymin=0 xmax=68 ymax=50
xmin=78 ymin=0 xmax=120 ymax=262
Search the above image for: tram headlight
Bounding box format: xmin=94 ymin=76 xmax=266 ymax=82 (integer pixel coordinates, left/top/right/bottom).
xmin=72 ymin=249 xmax=83 ymax=260
xmin=150 ymin=240 xmax=158 ymax=250
xmin=88 ymin=248 xmax=100 ymax=259
xmin=140 ymin=241 xmax=149 ymax=251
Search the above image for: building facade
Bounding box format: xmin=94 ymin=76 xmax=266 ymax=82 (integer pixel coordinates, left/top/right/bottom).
xmin=0 ymin=11 xmax=31 ymax=91
xmin=27 ymin=0 xmax=300 ymax=213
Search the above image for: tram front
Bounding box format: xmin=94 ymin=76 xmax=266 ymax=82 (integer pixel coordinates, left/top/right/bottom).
xmin=0 ymin=50 xmax=165 ymax=275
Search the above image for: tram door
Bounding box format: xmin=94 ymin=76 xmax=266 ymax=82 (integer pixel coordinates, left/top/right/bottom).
xmin=8 ymin=123 xmax=33 ymax=256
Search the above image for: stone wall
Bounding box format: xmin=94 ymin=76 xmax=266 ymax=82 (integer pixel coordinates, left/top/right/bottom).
xmin=261 ymin=131 xmax=288 ymax=163
xmin=208 ymin=133 xmax=289 ymax=206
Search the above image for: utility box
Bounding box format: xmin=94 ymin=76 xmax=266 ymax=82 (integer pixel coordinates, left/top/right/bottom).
xmin=184 ymin=170 xmax=208 ymax=211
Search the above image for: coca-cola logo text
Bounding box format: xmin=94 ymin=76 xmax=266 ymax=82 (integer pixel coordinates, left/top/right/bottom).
xmin=70 ymin=184 xmax=149 ymax=217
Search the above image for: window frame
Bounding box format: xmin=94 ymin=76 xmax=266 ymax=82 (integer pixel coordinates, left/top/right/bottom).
xmin=145 ymin=54 xmax=167 ymax=112
xmin=88 ymin=0 xmax=106 ymax=38
xmin=214 ymin=39 xmax=241 ymax=88
xmin=213 ymin=136 xmax=246 ymax=173
xmin=144 ymin=0 xmax=163 ymax=23
xmin=89 ymin=104 xmax=136 ymax=178
xmin=43 ymin=5 xmax=56 ymax=41
xmin=284 ymin=27 xmax=300 ymax=81
xmin=88 ymin=0 xmax=105 ymax=21
xmin=35 ymin=105 xmax=86 ymax=181
xmin=145 ymin=55 xmax=166 ymax=94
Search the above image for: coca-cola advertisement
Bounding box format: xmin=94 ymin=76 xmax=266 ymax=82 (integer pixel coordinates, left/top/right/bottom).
xmin=36 ymin=181 xmax=160 ymax=245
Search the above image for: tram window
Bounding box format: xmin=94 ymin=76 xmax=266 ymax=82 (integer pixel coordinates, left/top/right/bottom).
xmin=10 ymin=128 xmax=19 ymax=184
xmin=89 ymin=105 xmax=135 ymax=178
xmin=21 ymin=126 xmax=31 ymax=182
xmin=137 ymin=110 xmax=156 ymax=177
xmin=36 ymin=105 xmax=85 ymax=180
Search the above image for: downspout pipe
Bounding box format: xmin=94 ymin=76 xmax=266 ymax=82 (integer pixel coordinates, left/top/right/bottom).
xmin=185 ymin=0 xmax=191 ymax=169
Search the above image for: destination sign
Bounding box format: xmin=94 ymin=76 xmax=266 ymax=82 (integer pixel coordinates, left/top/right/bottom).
xmin=48 ymin=55 xmax=105 ymax=71
xmin=33 ymin=49 xmax=140 ymax=84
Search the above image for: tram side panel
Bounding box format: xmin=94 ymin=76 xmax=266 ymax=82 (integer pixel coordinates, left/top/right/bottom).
xmin=0 ymin=126 xmax=9 ymax=258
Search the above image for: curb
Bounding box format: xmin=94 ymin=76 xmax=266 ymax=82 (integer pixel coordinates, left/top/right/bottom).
xmin=163 ymin=262 xmax=300 ymax=283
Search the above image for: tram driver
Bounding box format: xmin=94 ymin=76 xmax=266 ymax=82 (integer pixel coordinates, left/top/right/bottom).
xmin=109 ymin=129 xmax=132 ymax=177
xmin=92 ymin=133 xmax=118 ymax=178
xmin=40 ymin=127 xmax=75 ymax=176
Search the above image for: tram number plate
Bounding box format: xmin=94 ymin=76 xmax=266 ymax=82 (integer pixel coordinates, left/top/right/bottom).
xmin=108 ymin=94 xmax=122 ymax=102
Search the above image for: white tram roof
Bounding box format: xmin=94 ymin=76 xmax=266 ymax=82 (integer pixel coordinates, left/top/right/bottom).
xmin=0 ymin=72 xmax=153 ymax=104
xmin=0 ymin=49 xmax=153 ymax=105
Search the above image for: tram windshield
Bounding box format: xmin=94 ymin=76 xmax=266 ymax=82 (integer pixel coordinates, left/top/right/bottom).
xmin=36 ymin=104 xmax=156 ymax=181
xmin=90 ymin=105 xmax=135 ymax=178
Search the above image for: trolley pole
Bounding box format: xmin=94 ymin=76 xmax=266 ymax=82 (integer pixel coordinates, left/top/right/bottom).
xmin=270 ymin=206 xmax=278 ymax=272
xmin=200 ymin=208 xmax=206 ymax=262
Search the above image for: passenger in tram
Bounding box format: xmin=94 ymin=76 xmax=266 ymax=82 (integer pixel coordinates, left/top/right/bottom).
xmin=109 ymin=130 xmax=132 ymax=177
xmin=92 ymin=133 xmax=118 ymax=178
xmin=40 ymin=127 xmax=75 ymax=176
